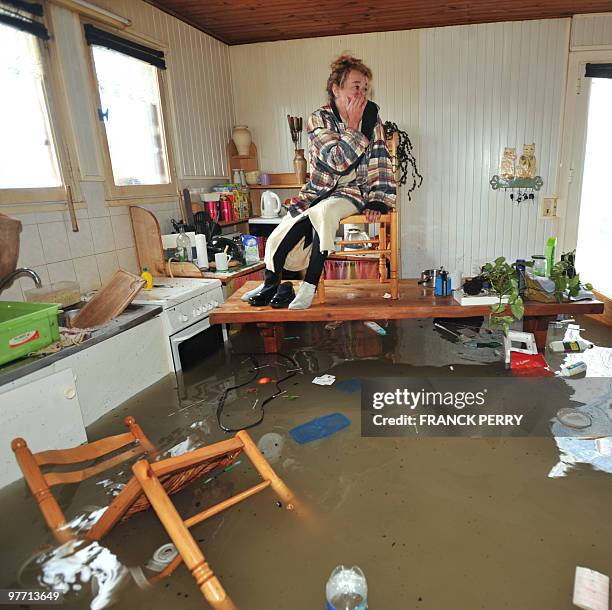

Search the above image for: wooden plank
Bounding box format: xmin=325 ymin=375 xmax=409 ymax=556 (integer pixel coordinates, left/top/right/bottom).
xmin=71 ymin=270 xmax=145 ymax=329
xmin=130 ymin=206 xmax=167 ymax=276
xmin=146 ymin=1 xmax=612 ymax=45
xmin=210 ymin=279 xmax=605 ymax=324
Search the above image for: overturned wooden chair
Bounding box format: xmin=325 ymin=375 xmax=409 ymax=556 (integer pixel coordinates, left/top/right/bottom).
xmin=12 ymin=418 xmax=296 ymax=609
xmin=317 ymin=207 xmax=399 ymax=303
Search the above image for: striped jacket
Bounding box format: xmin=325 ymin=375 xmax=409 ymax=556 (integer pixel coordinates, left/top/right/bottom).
xmin=289 ymin=103 xmax=397 ymax=217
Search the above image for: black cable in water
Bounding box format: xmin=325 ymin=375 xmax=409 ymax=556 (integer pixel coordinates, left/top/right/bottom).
xmin=216 ymin=352 xmax=300 ymax=432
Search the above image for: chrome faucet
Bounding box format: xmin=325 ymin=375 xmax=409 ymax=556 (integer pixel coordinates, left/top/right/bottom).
xmin=0 ymin=268 xmax=43 ymax=292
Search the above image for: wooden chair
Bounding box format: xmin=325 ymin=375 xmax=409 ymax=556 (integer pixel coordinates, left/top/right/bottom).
xmin=132 ymin=430 xmax=295 ymax=609
xmin=12 ymin=420 xmax=296 ymax=609
xmin=317 ymin=208 xmax=399 ymax=303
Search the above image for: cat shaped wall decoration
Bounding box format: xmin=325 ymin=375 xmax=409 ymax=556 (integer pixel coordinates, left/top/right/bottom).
xmin=500 ymin=147 xmax=516 ymax=180
xmin=517 ymin=143 xmax=536 ymax=179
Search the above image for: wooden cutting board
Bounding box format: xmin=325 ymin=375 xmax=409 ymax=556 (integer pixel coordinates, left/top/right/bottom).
xmin=129 ymin=206 xmax=166 ymax=276
xmin=71 ymin=269 xmax=145 ymax=328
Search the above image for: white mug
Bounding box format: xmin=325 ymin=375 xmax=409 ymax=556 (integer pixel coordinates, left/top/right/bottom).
xmin=215 ymin=252 xmax=232 ymax=271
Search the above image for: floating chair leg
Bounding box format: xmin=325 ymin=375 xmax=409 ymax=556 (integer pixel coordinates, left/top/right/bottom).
xmin=132 ymin=460 xmax=237 ymax=610
xmin=236 ymin=430 xmax=295 ymax=508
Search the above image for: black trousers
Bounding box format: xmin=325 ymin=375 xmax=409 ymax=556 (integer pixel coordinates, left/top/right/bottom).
xmin=266 ymin=217 xmax=326 ymax=287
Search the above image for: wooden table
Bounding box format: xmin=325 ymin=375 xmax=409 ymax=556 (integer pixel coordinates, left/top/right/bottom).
xmin=210 ymin=279 xmax=605 ymax=353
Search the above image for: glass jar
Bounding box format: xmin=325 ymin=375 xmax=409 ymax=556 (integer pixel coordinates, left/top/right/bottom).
xmin=532 ymin=255 xmax=547 ymax=277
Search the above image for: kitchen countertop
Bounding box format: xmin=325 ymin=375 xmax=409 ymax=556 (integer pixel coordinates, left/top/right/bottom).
xmin=248 ymin=216 xmax=283 ymax=224
xmin=0 ymin=304 xmax=162 ymax=387
xmin=202 ymin=261 xmax=265 ymax=281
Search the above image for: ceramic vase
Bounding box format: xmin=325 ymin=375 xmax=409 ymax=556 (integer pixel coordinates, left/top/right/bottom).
xmin=232 ymin=125 xmax=252 ymax=156
xmin=0 ymin=213 xmax=22 ymax=280
xmin=293 ymin=148 xmax=307 ymax=184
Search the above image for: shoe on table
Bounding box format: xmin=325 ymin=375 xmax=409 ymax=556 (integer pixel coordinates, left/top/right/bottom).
xmin=270 ymin=282 xmax=296 ymax=309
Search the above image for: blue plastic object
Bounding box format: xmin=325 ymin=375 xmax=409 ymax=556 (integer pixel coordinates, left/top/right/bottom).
xmin=289 ymin=413 xmax=351 ymax=444
xmin=335 ymin=379 xmax=362 ymax=394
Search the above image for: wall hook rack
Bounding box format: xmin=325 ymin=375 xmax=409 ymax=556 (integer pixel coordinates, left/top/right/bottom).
xmin=489 ymin=176 xmax=544 ymax=191
xmin=490 ymin=175 xmax=543 ymax=204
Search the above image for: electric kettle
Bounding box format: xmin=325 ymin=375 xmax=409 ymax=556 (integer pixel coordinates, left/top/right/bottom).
xmin=261 ymin=191 xmax=281 ymax=218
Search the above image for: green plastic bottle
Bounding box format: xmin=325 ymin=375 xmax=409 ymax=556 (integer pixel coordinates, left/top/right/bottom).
xmin=545 ymin=237 xmax=557 ymax=277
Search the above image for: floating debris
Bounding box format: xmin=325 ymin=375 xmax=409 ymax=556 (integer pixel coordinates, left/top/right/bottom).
xmin=312 ymin=374 xmax=335 ymax=386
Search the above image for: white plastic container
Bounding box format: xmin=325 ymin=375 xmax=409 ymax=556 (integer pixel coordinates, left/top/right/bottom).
xmin=24 ymin=281 xmax=81 ymax=308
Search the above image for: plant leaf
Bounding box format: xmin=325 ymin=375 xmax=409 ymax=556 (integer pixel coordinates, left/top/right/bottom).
xmin=511 ymin=300 xmax=524 ymax=320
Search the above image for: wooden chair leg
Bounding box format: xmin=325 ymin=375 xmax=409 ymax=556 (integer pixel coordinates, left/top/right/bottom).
xmin=390 ymin=209 xmax=399 ymax=299
xmin=378 ymin=222 xmax=386 ymax=284
xmin=317 ymin=273 xmax=325 ymax=304
xmin=132 ymin=460 xmax=237 ymax=610
xmin=124 ymin=416 xmax=156 ymax=455
xmin=236 ymin=430 xmax=295 ymax=508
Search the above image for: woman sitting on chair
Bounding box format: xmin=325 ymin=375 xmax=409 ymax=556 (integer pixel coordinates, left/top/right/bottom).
xmin=244 ymin=53 xmax=397 ymax=310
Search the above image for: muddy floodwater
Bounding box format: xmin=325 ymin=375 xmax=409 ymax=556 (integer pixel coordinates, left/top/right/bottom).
xmin=1 ymin=317 xmax=611 ymax=610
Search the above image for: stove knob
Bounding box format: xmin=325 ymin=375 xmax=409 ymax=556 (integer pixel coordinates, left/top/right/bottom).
xmin=181 ymin=314 xmax=189 ymax=322
xmin=212 ymin=300 xmax=219 ymax=308
xmin=192 ymin=309 xmax=197 ymax=318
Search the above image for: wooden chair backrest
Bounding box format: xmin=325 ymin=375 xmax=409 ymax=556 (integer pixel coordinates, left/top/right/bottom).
xmin=11 ymin=416 xmax=155 ymax=540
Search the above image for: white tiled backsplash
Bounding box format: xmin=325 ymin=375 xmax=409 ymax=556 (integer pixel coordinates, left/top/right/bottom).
xmin=2 ymin=180 xmax=181 ymax=301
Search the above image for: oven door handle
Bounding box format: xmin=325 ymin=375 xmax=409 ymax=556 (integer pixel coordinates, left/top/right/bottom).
xmin=170 ymin=317 xmax=212 ymax=343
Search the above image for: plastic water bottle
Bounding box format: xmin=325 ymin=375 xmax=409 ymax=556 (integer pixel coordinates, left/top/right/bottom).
xmin=326 ymin=565 xmax=368 ymax=610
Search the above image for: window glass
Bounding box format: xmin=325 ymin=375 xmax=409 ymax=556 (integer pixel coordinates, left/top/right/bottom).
xmin=91 ymin=45 xmax=170 ymax=186
xmin=0 ymin=22 xmax=62 ymax=189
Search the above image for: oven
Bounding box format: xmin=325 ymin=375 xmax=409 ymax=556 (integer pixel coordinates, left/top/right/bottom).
xmin=131 ymin=278 xmax=226 ymax=372
xmin=169 ymin=314 xmax=225 ymax=371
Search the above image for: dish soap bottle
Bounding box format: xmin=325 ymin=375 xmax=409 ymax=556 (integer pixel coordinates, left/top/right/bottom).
xmin=141 ymin=267 xmax=153 ymax=290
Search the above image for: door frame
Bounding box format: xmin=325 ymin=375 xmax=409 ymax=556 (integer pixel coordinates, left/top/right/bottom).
xmin=558 ymin=49 xmax=612 ymax=254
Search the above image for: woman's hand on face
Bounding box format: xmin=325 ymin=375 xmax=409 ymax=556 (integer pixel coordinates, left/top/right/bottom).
xmin=346 ymin=93 xmax=367 ymax=130
xmin=364 ymin=209 xmax=381 ymax=223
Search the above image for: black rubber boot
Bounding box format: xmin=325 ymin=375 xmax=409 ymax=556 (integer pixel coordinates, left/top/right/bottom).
xmin=248 ymin=270 xmax=280 ymax=306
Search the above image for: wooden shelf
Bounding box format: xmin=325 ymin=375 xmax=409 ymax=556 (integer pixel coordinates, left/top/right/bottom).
xmin=248 ymin=184 xmax=304 ymax=190
xmin=218 ymin=219 xmax=249 ymax=227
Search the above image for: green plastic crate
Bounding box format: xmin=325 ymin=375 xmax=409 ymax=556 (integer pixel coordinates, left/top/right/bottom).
xmin=0 ymin=301 xmax=60 ymax=366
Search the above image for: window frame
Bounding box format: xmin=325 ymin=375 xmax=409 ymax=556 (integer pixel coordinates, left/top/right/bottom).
xmin=83 ymin=23 xmax=178 ymax=205
xmin=0 ymin=13 xmax=76 ymax=206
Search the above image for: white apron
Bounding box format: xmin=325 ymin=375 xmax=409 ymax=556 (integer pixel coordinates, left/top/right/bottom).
xmin=264 ymin=170 xmax=360 ymax=273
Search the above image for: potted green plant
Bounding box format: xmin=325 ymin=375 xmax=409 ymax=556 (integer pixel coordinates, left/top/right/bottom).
xmin=481 ymin=251 xmax=594 ymax=334
xmin=481 ymin=257 xmax=524 ymax=335
xmin=548 ymin=253 xmax=593 ymax=302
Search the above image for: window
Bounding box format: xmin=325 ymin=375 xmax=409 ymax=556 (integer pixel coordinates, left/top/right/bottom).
xmin=85 ymin=25 xmax=175 ymax=199
xmin=0 ymin=2 xmax=70 ymax=203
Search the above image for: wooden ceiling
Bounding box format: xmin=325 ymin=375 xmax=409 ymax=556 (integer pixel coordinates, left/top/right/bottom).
xmin=146 ymin=0 xmax=612 ymax=45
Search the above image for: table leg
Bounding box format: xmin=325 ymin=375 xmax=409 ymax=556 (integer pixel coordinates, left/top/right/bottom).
xmin=522 ymin=315 xmax=555 ymax=350
xmin=256 ymin=323 xmax=284 ymax=353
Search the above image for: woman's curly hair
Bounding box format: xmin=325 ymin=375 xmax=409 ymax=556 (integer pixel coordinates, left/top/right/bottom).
xmin=326 ymin=53 xmax=372 ymax=103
